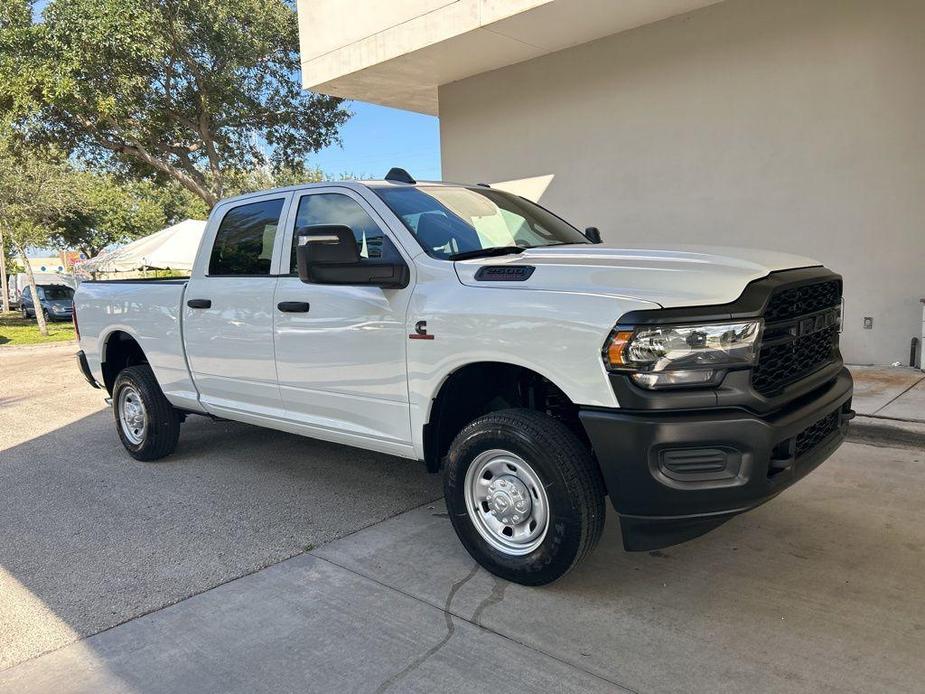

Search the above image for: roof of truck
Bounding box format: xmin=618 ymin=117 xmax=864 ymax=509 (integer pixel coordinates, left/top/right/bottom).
xmin=215 ymin=177 xmax=485 ymax=208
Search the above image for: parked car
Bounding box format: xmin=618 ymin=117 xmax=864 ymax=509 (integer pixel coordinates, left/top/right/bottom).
xmin=72 ymin=172 xmax=853 ymax=585
xmin=21 ymin=284 xmax=75 ymax=322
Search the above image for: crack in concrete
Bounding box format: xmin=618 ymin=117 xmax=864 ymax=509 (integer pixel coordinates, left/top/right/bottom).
xmin=374 ymin=562 xmax=480 ymax=693
xmin=471 ymin=575 xmax=508 ymax=626
xmin=872 ymin=374 xmax=925 ymax=415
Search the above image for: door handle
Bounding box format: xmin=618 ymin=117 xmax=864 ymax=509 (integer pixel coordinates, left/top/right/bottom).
xmin=187 ymin=299 xmax=212 ymax=309
xmin=277 ymin=301 xmax=310 ymax=313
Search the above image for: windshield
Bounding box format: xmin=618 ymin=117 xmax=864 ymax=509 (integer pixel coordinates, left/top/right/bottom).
xmin=373 ymin=186 xmax=589 ymax=259
xmin=40 ymin=285 xmax=74 ymax=300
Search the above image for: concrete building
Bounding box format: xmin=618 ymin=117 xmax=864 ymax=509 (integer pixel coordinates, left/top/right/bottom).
xmin=296 ymin=0 xmax=924 ymax=365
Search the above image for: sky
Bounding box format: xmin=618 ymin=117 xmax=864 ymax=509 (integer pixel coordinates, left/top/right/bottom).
xmin=311 ymin=102 xmax=441 ymax=181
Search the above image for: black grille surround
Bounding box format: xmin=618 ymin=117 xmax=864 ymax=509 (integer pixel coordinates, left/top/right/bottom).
xmin=751 ymin=279 xmax=843 ymax=397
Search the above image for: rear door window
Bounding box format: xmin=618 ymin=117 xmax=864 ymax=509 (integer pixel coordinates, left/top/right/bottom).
xmin=209 ymin=199 xmax=285 ymax=276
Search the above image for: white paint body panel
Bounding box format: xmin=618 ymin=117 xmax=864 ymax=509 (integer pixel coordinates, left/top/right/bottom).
xmin=75 ymin=181 xmax=816 ymax=462
xmin=272 ymin=187 xmax=416 ymax=454
xmin=73 ymin=280 xmax=204 ymax=413
xmin=454 ymin=244 xmax=820 ymax=308
xmin=182 ymin=276 xmax=282 ymax=418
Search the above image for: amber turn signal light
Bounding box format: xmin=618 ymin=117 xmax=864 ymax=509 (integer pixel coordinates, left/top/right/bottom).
xmin=606 ymin=330 xmax=635 ymax=368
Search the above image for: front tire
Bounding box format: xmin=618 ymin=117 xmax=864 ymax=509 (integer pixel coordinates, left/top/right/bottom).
xmin=444 ymin=408 xmax=605 ymax=586
xmin=112 ymin=365 xmax=181 ymax=461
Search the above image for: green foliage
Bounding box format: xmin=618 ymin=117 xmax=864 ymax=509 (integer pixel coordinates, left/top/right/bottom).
xmin=1 ymin=0 xmax=350 ymax=207
xmin=0 ymin=310 xmax=76 ymax=346
xmin=54 ymin=173 xmax=207 ymax=257
xmin=2 ymin=229 xmax=22 ymax=274
xmin=0 ymin=137 xmax=77 ymax=252
xmin=222 ymin=164 xmax=326 ymax=198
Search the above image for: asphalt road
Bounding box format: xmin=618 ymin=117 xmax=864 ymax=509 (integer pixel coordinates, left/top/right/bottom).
xmin=0 ymin=342 xmax=442 ymax=670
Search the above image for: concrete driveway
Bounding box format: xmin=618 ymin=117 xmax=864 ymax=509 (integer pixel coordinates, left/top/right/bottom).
xmin=2 ymin=343 xmax=924 ymax=692
xmin=0 ymin=343 xmax=442 ymax=670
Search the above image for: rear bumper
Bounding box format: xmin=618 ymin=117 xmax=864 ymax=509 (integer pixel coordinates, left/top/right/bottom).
xmin=76 ymin=350 xmax=101 ymax=389
xmin=579 ymin=368 xmax=854 ymax=551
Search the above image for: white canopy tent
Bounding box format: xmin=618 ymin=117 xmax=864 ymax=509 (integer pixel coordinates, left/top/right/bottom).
xmin=78 ymin=219 xmax=207 ymax=275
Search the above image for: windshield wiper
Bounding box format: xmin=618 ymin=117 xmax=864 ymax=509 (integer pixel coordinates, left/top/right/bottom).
xmin=449 ymin=246 xmax=526 ymax=261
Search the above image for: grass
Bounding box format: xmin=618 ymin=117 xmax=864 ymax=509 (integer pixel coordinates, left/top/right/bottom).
xmin=0 ymin=311 xmax=76 ymax=346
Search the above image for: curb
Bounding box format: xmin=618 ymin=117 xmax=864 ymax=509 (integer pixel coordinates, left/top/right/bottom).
xmin=847 ymin=415 xmax=925 ymax=450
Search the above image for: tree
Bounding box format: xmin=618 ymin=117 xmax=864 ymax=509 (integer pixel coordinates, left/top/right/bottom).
xmin=54 ymin=174 xmax=207 ymax=259
xmin=0 ymin=138 xmax=79 ymax=335
xmin=2 ymin=0 xmax=350 ymax=208
xmin=0 ymin=225 xmax=19 ymax=312
xmin=221 ymin=163 xmax=326 ymax=199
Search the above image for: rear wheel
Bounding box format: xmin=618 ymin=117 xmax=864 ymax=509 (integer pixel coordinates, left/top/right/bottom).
xmin=444 ymin=408 xmax=605 ymax=586
xmin=112 ymin=365 xmax=181 ymax=461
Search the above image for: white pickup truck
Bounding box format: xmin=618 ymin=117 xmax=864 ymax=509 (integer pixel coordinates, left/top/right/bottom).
xmin=75 ymin=170 xmax=854 ymax=585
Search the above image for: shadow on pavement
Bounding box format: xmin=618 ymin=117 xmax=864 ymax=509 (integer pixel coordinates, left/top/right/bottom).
xmin=0 ymin=408 xmax=442 ymax=670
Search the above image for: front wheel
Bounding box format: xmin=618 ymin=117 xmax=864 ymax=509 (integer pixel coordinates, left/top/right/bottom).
xmin=112 ymin=365 xmax=181 ymax=461
xmin=444 ymin=409 xmax=606 ymax=586
xmin=20 ymin=306 xmax=28 ymax=319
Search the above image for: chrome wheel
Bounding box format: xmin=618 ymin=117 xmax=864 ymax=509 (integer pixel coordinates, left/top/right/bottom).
xmin=118 ymin=385 xmax=147 ymax=445
xmin=464 ymin=449 xmax=549 ymax=556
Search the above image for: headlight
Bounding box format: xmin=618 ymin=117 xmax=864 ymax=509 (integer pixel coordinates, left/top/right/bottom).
xmin=603 ymin=320 xmax=762 ymax=389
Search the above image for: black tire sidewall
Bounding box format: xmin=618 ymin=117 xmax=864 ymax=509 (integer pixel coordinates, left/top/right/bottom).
xmin=445 ymin=418 xmax=589 ymax=585
xmin=112 ymin=366 xmax=178 ymax=461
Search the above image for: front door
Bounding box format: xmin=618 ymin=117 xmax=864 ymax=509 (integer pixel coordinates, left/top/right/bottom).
xmin=183 ymin=194 xmax=290 ymax=419
xmin=273 ymin=187 xmax=413 ymax=455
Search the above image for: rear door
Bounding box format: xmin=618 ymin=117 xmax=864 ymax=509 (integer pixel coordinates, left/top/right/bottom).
xmin=183 ymin=193 xmax=291 ymax=419
xmin=272 ymin=186 xmax=415 ymax=455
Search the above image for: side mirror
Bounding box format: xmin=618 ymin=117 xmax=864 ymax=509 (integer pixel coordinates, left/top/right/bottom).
xmin=584 ymin=227 xmax=602 ymax=244
xmin=296 ymin=225 xmax=410 ymax=289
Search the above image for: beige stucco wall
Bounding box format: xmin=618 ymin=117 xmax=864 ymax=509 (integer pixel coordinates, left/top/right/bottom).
xmin=440 ymin=0 xmax=924 ymax=365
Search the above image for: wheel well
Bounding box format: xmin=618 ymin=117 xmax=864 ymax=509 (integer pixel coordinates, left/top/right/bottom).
xmin=101 ymin=331 xmax=148 ymax=394
xmin=423 ymin=362 xmax=588 ymax=472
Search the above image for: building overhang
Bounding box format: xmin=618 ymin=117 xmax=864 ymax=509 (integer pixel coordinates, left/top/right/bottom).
xmin=298 ymin=0 xmax=724 ymax=115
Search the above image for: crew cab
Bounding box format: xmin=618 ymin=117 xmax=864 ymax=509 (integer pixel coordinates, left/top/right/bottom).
xmin=74 ymin=171 xmax=854 ymax=585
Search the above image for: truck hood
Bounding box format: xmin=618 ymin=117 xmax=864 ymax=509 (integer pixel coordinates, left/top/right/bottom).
xmin=454 ymin=244 xmax=821 ymax=308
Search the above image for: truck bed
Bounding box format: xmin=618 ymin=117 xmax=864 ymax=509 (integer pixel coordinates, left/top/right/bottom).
xmin=75 ymin=279 xmax=203 ymax=412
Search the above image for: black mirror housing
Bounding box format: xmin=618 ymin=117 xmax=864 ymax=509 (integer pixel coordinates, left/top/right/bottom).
xmin=584 ymin=226 xmax=602 ymax=244
xmin=296 ymin=225 xmax=410 ymax=289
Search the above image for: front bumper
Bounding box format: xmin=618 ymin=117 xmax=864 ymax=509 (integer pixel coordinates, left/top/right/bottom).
xmin=579 ymin=368 xmax=854 ymax=551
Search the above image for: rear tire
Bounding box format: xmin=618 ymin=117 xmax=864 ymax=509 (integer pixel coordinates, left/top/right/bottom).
xmin=444 ymin=408 xmax=605 ymax=586
xmin=112 ymin=365 xmax=181 ymax=461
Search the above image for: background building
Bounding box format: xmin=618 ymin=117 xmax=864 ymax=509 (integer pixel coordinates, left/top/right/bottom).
xmin=297 ymin=0 xmax=924 ymax=365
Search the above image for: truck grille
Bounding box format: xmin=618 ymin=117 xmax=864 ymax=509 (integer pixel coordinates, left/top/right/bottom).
xmin=752 ymin=279 xmax=842 ymax=397
xmin=763 ymin=279 xmax=842 ymax=323
xmin=794 ymin=409 xmax=840 ymax=458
